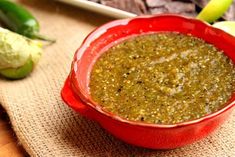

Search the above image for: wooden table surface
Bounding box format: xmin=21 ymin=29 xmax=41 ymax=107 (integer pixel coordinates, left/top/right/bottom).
xmin=0 ymin=108 xmax=27 ymax=157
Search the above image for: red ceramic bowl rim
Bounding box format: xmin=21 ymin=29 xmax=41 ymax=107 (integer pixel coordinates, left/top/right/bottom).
xmin=71 ymin=14 xmax=235 ymax=128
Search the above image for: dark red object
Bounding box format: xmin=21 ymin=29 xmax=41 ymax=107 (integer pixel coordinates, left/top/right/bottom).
xmin=61 ymin=15 xmax=235 ymax=149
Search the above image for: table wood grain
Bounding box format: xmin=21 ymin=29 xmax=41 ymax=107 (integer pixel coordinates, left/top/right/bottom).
xmin=0 ymin=109 xmax=27 ymax=157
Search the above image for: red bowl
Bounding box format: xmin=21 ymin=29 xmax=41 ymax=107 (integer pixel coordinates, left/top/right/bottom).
xmin=61 ymin=15 xmax=235 ymax=149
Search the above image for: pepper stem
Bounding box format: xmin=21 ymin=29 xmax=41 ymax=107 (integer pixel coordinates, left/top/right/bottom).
xmin=32 ymin=33 xmax=56 ymax=43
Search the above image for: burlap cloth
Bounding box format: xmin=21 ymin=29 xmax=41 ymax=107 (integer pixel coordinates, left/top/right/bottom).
xmin=0 ymin=0 xmax=234 ymax=156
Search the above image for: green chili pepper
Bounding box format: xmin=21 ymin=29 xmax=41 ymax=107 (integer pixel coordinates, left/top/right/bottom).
xmin=196 ymin=0 xmax=233 ymax=23
xmin=0 ymin=0 xmax=55 ymax=42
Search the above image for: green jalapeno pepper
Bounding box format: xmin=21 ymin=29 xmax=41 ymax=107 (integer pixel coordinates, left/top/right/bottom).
xmin=0 ymin=0 xmax=55 ymax=42
xmin=196 ymin=0 xmax=233 ymax=23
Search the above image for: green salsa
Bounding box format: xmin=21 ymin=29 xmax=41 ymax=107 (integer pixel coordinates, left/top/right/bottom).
xmin=89 ymin=32 xmax=235 ymax=124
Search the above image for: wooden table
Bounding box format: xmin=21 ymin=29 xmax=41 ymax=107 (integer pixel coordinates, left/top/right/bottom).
xmin=0 ymin=108 xmax=27 ymax=157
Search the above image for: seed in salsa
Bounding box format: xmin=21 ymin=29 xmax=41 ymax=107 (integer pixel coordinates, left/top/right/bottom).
xmin=89 ymin=32 xmax=235 ymax=124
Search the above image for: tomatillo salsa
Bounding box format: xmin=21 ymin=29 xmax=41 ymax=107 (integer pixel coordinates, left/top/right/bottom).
xmin=89 ymin=32 xmax=235 ymax=124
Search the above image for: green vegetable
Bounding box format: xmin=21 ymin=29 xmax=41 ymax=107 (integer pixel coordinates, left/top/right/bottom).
xmin=213 ymin=21 xmax=235 ymax=36
xmin=0 ymin=27 xmax=30 ymax=69
xmin=0 ymin=0 xmax=55 ymax=42
xmin=196 ymin=0 xmax=233 ymax=23
xmin=0 ymin=58 xmax=33 ymax=79
xmin=0 ymin=27 xmax=42 ymax=79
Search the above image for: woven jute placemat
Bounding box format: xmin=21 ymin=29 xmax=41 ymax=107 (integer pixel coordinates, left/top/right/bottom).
xmin=0 ymin=0 xmax=234 ymax=156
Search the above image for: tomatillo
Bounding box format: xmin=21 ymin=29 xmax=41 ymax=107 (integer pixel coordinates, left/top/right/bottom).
xmin=0 ymin=27 xmax=42 ymax=79
xmin=0 ymin=58 xmax=33 ymax=79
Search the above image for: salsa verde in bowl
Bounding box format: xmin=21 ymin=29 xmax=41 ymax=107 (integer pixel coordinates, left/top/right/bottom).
xmin=90 ymin=32 xmax=235 ymax=125
xmin=61 ymin=15 xmax=235 ymax=149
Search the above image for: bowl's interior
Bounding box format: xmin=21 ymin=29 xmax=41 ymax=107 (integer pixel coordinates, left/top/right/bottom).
xmin=71 ymin=15 xmax=235 ymax=126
